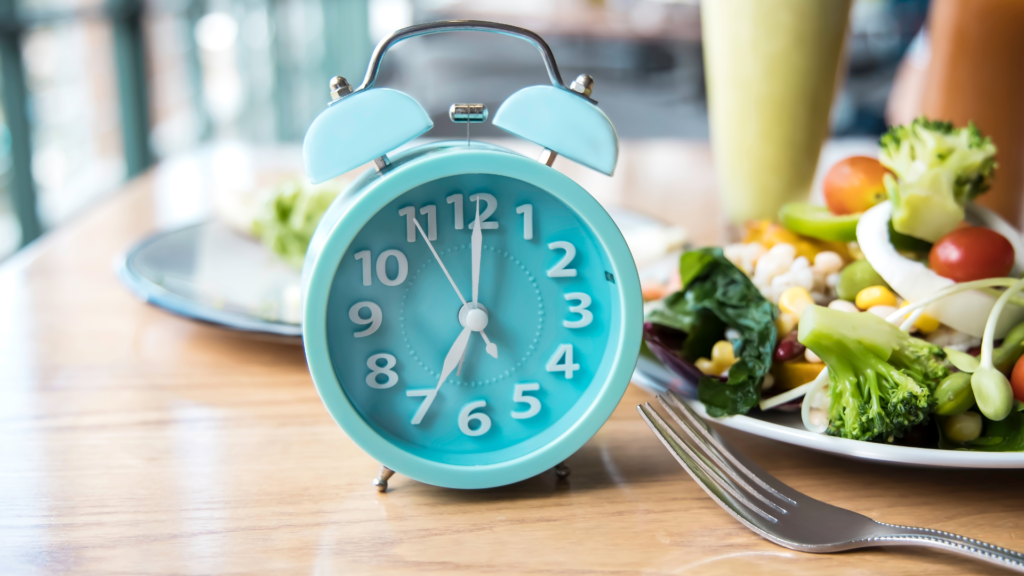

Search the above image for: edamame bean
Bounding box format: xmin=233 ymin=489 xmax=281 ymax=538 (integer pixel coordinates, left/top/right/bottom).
xmin=934 ymin=372 xmax=975 ymax=415
xmin=939 ymin=412 xmax=982 ymax=443
xmin=836 ymin=260 xmax=889 ymax=302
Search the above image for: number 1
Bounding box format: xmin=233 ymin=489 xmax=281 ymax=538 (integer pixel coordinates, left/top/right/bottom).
xmin=516 ymin=204 xmax=533 ymax=240
xmin=447 ymin=194 xmax=464 ymax=230
xmin=400 ymin=205 xmax=436 ymax=242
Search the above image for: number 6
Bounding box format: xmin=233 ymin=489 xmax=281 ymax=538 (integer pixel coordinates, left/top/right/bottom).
xmin=458 ymin=400 xmax=492 ymax=436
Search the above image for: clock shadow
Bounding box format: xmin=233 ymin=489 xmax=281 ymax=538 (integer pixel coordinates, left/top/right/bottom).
xmin=382 ymin=407 xmax=683 ymax=503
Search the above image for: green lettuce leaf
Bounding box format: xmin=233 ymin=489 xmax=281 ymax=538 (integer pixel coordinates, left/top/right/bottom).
xmin=252 ymin=179 xmax=340 ymax=267
xmin=647 ymin=248 xmax=777 ymax=416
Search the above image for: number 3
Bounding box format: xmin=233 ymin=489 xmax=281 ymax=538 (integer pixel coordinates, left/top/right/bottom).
xmin=563 ymin=293 xmax=592 ymax=329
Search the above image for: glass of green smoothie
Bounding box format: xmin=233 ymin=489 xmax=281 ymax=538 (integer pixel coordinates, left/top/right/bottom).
xmin=702 ymin=0 xmax=852 ymax=223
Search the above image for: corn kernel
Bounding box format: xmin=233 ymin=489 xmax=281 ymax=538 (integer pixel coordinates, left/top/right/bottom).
xmin=913 ymin=311 xmax=941 ymax=334
xmin=855 ymin=285 xmax=898 ymax=310
xmin=778 ymin=286 xmax=814 ymax=318
xmin=711 ymin=340 xmax=737 ymax=367
xmin=775 ymin=312 xmax=797 ymax=336
xmin=695 ymin=357 xmax=720 ymax=376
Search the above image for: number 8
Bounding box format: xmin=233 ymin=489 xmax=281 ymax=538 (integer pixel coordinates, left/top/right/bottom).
xmin=366 ymin=353 xmax=398 ymax=389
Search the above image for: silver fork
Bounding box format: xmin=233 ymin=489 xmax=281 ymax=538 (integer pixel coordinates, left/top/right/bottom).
xmin=637 ymin=391 xmax=1024 ymax=573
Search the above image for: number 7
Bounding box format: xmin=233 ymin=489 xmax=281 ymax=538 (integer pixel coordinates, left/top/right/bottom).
xmin=406 ymin=389 xmax=438 ymax=425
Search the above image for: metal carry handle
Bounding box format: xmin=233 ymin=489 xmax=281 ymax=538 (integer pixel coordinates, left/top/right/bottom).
xmin=356 ymin=20 xmax=568 ymax=93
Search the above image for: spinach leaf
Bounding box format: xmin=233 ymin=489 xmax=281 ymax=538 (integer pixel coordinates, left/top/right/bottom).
xmin=645 ymin=248 xmax=778 ymax=416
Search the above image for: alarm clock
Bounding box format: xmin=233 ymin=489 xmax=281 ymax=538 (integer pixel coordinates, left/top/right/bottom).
xmin=301 ymin=21 xmax=642 ymax=490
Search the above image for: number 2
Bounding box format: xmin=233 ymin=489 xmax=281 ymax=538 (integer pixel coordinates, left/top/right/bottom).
xmin=468 ymin=193 xmax=498 ymax=229
xmin=547 ymin=241 xmax=577 ymax=278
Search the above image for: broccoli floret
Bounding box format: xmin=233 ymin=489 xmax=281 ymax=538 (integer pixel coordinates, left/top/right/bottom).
xmin=878 ymin=117 xmax=997 ymax=242
xmin=798 ymin=306 xmax=949 ymax=442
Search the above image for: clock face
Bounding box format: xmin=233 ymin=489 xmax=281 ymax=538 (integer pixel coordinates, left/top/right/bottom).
xmin=323 ymin=173 xmax=623 ymax=466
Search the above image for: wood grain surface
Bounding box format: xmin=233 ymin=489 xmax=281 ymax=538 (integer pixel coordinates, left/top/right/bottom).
xmin=1 ymin=143 xmax=1022 ymax=575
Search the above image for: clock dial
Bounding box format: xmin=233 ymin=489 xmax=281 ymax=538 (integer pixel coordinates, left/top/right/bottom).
xmin=324 ymin=173 xmax=623 ymax=466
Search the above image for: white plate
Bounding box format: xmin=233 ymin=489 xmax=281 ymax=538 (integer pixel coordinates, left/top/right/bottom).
xmin=632 ymin=356 xmax=1024 ymax=468
xmin=118 ymin=221 xmax=304 ymax=342
xmin=633 ymin=201 xmax=1024 ymax=469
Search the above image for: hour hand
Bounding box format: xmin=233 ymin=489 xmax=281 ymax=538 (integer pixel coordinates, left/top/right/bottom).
xmin=437 ymin=325 xmax=473 ymax=390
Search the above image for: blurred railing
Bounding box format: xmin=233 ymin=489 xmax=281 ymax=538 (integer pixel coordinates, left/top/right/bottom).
xmin=0 ymin=0 xmax=371 ymax=251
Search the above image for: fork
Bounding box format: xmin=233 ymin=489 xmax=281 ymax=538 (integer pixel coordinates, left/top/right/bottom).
xmin=637 ymin=390 xmax=1024 ymax=573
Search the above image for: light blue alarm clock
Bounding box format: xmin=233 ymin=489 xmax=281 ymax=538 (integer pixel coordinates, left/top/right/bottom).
xmin=301 ymin=21 xmax=641 ymax=490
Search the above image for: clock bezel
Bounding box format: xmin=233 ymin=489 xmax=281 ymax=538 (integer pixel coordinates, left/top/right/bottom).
xmin=303 ymin=142 xmax=642 ymax=489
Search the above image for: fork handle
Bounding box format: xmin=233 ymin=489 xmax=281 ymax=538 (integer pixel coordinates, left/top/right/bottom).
xmin=872 ymin=529 xmax=1024 ymax=573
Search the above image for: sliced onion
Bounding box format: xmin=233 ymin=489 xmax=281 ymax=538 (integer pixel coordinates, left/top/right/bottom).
xmin=857 ymin=202 xmax=1024 ymax=338
xmin=800 ymin=368 xmax=830 ymax=434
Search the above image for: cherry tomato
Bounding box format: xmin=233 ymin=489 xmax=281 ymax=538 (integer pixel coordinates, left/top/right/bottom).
xmin=929 ymin=227 xmax=1015 ymax=282
xmin=823 ymin=156 xmax=890 ymax=215
xmin=1010 ymin=354 xmax=1024 ymax=403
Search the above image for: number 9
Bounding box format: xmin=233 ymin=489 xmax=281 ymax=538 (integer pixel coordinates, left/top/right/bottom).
xmin=349 ymin=301 xmax=382 ymax=337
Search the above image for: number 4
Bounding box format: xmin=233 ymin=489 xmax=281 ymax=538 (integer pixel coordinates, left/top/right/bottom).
xmin=546 ymin=344 xmax=580 ymax=379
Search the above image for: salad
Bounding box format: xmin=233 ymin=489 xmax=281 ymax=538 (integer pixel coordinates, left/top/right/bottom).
xmin=644 ymin=117 xmax=1024 ymax=452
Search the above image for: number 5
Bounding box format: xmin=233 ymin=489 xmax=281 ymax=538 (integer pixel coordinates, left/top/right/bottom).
xmin=511 ymin=383 xmax=541 ymax=419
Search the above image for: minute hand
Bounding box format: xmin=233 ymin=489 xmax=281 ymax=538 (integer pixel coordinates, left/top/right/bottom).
xmin=470 ymin=203 xmax=497 ymax=359
xmin=472 ymin=200 xmax=482 ymax=305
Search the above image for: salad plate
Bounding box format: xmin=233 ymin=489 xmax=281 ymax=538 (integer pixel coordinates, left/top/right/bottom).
xmin=632 ymin=355 xmax=1024 ymax=469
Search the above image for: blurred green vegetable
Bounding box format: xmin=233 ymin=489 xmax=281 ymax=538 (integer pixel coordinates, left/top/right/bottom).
xmin=993 ymin=321 xmax=1024 ymax=374
xmin=798 ymin=305 xmax=949 ymax=442
xmin=778 ymin=202 xmax=859 ymax=242
xmin=836 ymin=259 xmax=889 ymax=301
xmin=252 ymin=179 xmax=340 ymax=267
xmin=934 ymin=372 xmax=975 ymax=415
xmin=879 ymin=117 xmax=997 ymax=242
xmin=939 ymin=409 xmax=1024 ymax=452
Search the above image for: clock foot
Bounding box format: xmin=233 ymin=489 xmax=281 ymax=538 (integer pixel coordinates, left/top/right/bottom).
xmin=372 ymin=466 xmax=395 ymax=492
xmin=554 ymin=462 xmax=571 ymax=480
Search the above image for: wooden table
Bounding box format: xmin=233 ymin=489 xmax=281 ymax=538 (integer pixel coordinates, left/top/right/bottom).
xmin=2 ymin=141 xmax=1022 ymax=575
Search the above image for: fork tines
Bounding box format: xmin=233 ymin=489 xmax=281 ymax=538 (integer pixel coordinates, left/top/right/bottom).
xmin=637 ymin=391 xmax=795 ymax=524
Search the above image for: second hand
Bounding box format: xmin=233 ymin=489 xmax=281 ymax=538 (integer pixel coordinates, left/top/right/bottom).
xmin=414 ymin=218 xmax=467 ymax=306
